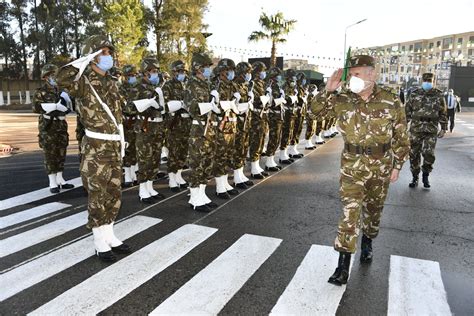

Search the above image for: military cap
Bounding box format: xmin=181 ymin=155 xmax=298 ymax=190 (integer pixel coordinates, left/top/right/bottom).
xmin=170 ymin=60 xmax=188 ymax=72
xmin=82 ymin=35 xmax=115 ymax=55
xmin=191 ymin=52 xmax=213 ymax=70
xmin=41 ymin=64 xmax=58 ymax=78
xmin=422 ymin=73 xmax=434 ymax=81
xmin=267 ymin=66 xmax=282 ymax=78
xmin=236 ymin=62 xmax=252 ymax=75
xmin=348 ymin=55 xmax=375 ymax=68
xmin=215 ymin=58 xmax=236 ymax=73
xmin=296 ymin=72 xmax=306 ymax=81
xmin=141 ymin=56 xmax=160 ymax=72
xmin=122 ymin=64 xmax=137 ymax=76
xmin=285 ymin=68 xmax=296 ymax=78
xmin=251 ymin=61 xmax=267 ymax=74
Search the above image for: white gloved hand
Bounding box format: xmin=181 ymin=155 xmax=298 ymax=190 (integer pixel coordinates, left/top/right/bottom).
xmin=211 ymin=100 xmax=221 ymax=114
xmin=41 ymin=103 xmax=57 ymax=113
xmin=231 ymin=99 xmax=239 ymax=114
xmin=266 ymin=87 xmax=272 ymax=95
xmin=220 ymin=100 xmax=233 ymax=112
xmin=248 ymin=91 xmax=255 ymax=103
xmin=167 ymin=100 xmax=183 ymax=113
xmin=198 ymin=102 xmax=213 ymax=115
xmin=233 ymin=92 xmax=241 ymax=103
xmin=289 ymin=95 xmax=298 ymax=104
xmin=274 ymin=97 xmax=286 ymax=106
xmin=280 ymin=89 xmax=285 ymax=98
xmin=56 ymin=103 xmax=69 ymax=112
xmin=237 ymin=102 xmax=250 ymax=114
xmin=149 ymin=98 xmax=160 ymax=109
xmin=133 ymin=99 xmax=152 ymax=112
xmin=260 ymin=95 xmax=270 ymax=107
xmin=210 ymin=90 xmax=219 ymax=103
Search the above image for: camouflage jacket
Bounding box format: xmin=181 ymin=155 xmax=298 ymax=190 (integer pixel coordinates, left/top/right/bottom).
xmin=184 ymin=75 xmax=217 ymax=124
xmin=212 ymin=78 xmax=238 ymax=133
xmin=296 ymin=84 xmax=307 ymax=108
xmin=282 ymin=82 xmax=298 ymax=108
xmin=138 ymin=80 xmax=164 ymax=118
xmin=234 ymin=78 xmax=252 ymax=117
xmin=119 ymin=80 xmax=140 ymax=117
xmin=251 ymin=78 xmax=266 ymax=109
xmin=311 ymin=85 xmax=410 ymax=169
xmin=162 ymin=78 xmax=186 ymax=113
xmin=405 ymin=87 xmax=447 ymax=134
xmin=33 ymin=83 xmax=61 ymax=115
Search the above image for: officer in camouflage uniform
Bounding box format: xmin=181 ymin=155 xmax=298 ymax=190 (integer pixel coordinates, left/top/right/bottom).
xmin=119 ymin=64 xmax=140 ymax=187
xmin=211 ymin=58 xmax=240 ymax=199
xmin=304 ymin=84 xmax=318 ymax=149
xmin=261 ymin=66 xmax=285 ymax=175
xmin=162 ymin=60 xmax=190 ymax=192
xmin=135 ymin=56 xmax=166 ymax=203
xmin=33 ymin=64 xmax=75 ymax=193
xmin=406 ymin=72 xmax=447 ymax=189
xmin=248 ymin=62 xmax=271 ymax=173
xmin=288 ymin=72 xmax=307 ymax=157
xmin=232 ymin=62 xmax=255 ymax=189
xmin=185 ymin=52 xmax=218 ymax=212
xmin=279 ymin=69 xmax=299 ymax=164
xmin=313 ymin=83 xmax=326 ymax=145
xmin=310 ymin=55 xmax=410 ymax=286
xmin=57 ymin=35 xmax=131 ymax=262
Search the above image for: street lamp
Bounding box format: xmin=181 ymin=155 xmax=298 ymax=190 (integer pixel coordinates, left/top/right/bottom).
xmin=343 ymin=18 xmax=367 ymax=66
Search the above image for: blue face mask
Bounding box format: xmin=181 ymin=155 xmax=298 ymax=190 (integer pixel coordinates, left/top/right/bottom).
xmin=276 ymin=75 xmax=282 ymax=82
xmin=149 ymin=73 xmax=160 ymax=85
xmin=422 ymin=82 xmax=433 ymax=91
xmin=203 ymin=67 xmax=212 ymax=79
xmin=128 ymin=76 xmax=137 ymax=85
xmin=302 ymin=79 xmax=307 ymax=85
xmin=48 ymin=77 xmax=57 ymax=86
xmin=259 ymin=71 xmax=266 ymax=80
xmin=245 ymin=73 xmax=252 ymax=82
xmin=96 ymin=55 xmax=114 ymax=72
xmin=227 ymin=70 xmax=235 ymax=81
xmin=177 ymin=73 xmax=186 ymax=82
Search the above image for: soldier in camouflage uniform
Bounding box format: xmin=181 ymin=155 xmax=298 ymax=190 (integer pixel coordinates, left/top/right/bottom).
xmin=261 ymin=67 xmax=285 ymax=175
xmin=310 ymin=55 xmax=410 ymax=286
xmin=304 ymin=84 xmax=318 ymax=149
xmin=162 ymin=60 xmax=190 ymax=192
xmin=279 ymin=69 xmax=299 ymax=164
xmin=57 ymin=35 xmax=131 ymax=262
xmin=211 ymin=58 xmax=240 ymax=199
xmin=33 ymin=64 xmax=75 ymax=193
xmin=135 ymin=56 xmax=166 ymax=203
xmin=185 ymin=52 xmax=218 ymax=212
xmin=313 ymin=83 xmax=326 ymax=145
xmin=288 ymin=72 xmax=307 ymax=157
xmin=232 ymin=62 xmax=255 ymax=189
xmin=406 ymin=72 xmax=447 ymax=189
xmin=119 ymin=64 xmax=140 ymax=187
xmin=248 ymin=62 xmax=271 ymax=173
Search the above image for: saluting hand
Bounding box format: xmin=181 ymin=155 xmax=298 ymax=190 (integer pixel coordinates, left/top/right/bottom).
xmin=326 ymin=69 xmax=343 ymax=92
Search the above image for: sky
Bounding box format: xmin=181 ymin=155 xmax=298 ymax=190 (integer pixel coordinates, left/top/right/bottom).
xmin=197 ymin=0 xmax=474 ymax=76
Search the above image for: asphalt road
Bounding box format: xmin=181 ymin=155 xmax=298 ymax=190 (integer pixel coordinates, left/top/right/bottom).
xmin=0 ymin=112 xmax=473 ymax=315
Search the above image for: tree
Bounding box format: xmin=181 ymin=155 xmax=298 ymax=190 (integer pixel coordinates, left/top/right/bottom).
xmin=248 ymin=12 xmax=296 ymax=67
xmin=10 ymin=0 xmax=30 ymax=89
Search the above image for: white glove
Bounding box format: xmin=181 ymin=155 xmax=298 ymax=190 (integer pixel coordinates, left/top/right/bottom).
xmin=41 ymin=103 xmax=57 ymax=113
xmin=211 ymin=100 xmax=221 ymax=114
xmin=149 ymin=98 xmax=160 ymax=109
xmin=56 ymin=103 xmax=69 ymax=112
xmin=260 ymin=95 xmax=270 ymax=107
xmin=198 ymin=102 xmax=213 ymax=115
xmin=210 ymin=90 xmax=219 ymax=103
xmin=118 ymin=123 xmax=126 ymax=158
xmin=60 ymin=91 xmax=72 ymax=107
xmin=280 ymin=89 xmax=286 ymax=98
xmin=220 ymin=100 xmax=233 ymax=112
xmin=274 ymin=97 xmax=286 ymax=106
xmin=238 ymin=102 xmax=250 ymax=114
xmin=167 ymin=100 xmax=183 ymax=113
xmin=266 ymin=87 xmax=272 ymax=95
xmin=154 ymin=87 xmax=165 ymax=107
xmin=133 ymin=99 xmax=151 ymax=112
xmin=233 ymin=92 xmax=241 ymax=103
xmin=231 ymin=99 xmax=239 ymax=114
xmin=289 ymin=95 xmax=298 ymax=104
xmin=248 ymin=91 xmax=255 ymax=103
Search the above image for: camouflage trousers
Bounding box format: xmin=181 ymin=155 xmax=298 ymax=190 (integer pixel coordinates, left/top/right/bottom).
xmin=324 ymin=117 xmax=335 ymax=130
xmin=213 ymin=119 xmax=236 ymax=177
xmin=290 ymin=109 xmax=305 ymax=145
xmin=80 ymin=136 xmax=122 ymax=229
xmin=280 ymin=110 xmax=296 ymax=149
xmin=266 ymin=111 xmax=283 ymax=156
xmin=248 ymin=112 xmax=268 ymax=162
xmin=188 ymin=121 xmax=217 ymax=188
xmin=38 ymin=117 xmax=69 ymax=174
xmin=123 ymin=117 xmax=137 ymax=167
xmin=315 ymin=119 xmax=324 ymax=135
xmin=167 ymin=114 xmax=192 ymax=173
xmin=335 ymin=152 xmax=392 ymax=253
xmin=136 ymin=119 xmax=165 ymax=182
xmin=233 ymin=114 xmax=252 ymax=169
xmin=409 ymin=131 xmax=437 ymax=174
xmin=305 ymin=116 xmax=317 ymax=140
xmin=76 ymin=117 xmax=85 ymax=162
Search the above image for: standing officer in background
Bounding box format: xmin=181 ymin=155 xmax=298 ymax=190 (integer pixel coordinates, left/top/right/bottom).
xmin=279 ymin=69 xmax=299 ymax=163
xmin=304 ymin=84 xmax=318 ymax=150
xmin=33 ymin=64 xmax=75 ymax=193
xmin=311 ymin=55 xmax=410 ymax=286
xmin=58 ymin=35 xmax=131 ymax=262
xmin=444 ymin=88 xmax=461 ymax=132
xmin=119 ymin=64 xmax=140 ymax=187
xmin=406 ymin=73 xmax=447 ymax=189
xmin=288 ymin=72 xmax=307 ymax=157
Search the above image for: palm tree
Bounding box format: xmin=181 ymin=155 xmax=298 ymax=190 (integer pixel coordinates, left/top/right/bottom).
xmin=248 ymin=12 xmax=296 ymax=67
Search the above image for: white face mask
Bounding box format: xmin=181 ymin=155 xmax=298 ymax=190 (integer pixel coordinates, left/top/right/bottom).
xmin=348 ymin=76 xmax=366 ymax=94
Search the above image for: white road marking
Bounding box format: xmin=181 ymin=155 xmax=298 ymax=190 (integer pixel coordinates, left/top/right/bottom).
xmin=0 ymin=215 xmax=161 ymax=302
xmin=29 ymin=224 xmax=218 ymax=315
xmin=151 ymin=234 xmax=282 ymax=315
xmin=270 ymin=245 xmax=352 ymax=315
xmin=0 ymin=202 xmax=70 ymax=229
xmin=0 ymin=211 xmax=87 ymax=258
xmin=388 ymin=255 xmax=452 ymax=316
xmin=0 ymin=177 xmax=82 ymax=211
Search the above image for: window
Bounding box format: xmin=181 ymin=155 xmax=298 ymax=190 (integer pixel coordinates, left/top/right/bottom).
xmin=457 ymin=38 xmax=463 ymax=45
xmin=442 ymin=38 xmax=452 ymax=49
xmin=414 ymin=42 xmax=423 ymax=52
xmin=409 ymin=44 xmax=414 ymax=51
xmin=469 ymin=49 xmax=473 ymax=57
xmin=429 ymin=42 xmax=434 ymax=49
xmin=400 ymin=66 xmax=404 ymax=72
xmin=469 ymin=36 xmax=474 ymax=46
xmin=437 ymin=41 xmax=441 ymax=48
xmin=442 ymin=50 xmax=451 ymax=60
xmin=401 ymin=46 xmax=406 ymax=51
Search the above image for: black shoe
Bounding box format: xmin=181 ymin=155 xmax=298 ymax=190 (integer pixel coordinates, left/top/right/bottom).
xmin=244 ymin=180 xmax=254 ymax=186
xmin=96 ymin=250 xmax=117 ymax=262
xmin=122 ymin=181 xmax=133 ymax=188
xmin=139 ymin=196 xmax=154 ymax=204
xmin=360 ymin=235 xmax=373 ymax=263
xmin=183 ymin=164 xmax=189 ymax=170
xmin=251 ymin=173 xmax=265 ymax=179
xmin=170 ymin=186 xmax=181 ymax=192
xmin=151 ymin=192 xmax=166 ymax=200
xmin=161 ymin=157 xmax=168 ymax=162
xmin=289 ymin=154 xmax=304 ymax=159
xmin=279 ymin=159 xmax=292 ymax=165
xmin=112 ymin=243 xmax=132 ymax=254
xmin=265 ymin=166 xmax=280 ymax=172
xmin=275 ymin=165 xmax=282 ymax=170
xmin=179 ymin=182 xmax=189 ymax=189
xmin=261 ymin=152 xmax=268 ymax=157
xmin=305 ymin=146 xmax=316 ymax=150
xmin=60 ymin=183 xmax=75 ymax=189
xmin=206 ymin=201 xmax=218 ymax=209
xmin=408 ymin=174 xmax=419 ymax=188
xmin=328 ymin=252 xmax=351 ymax=286
xmin=235 ymin=182 xmax=248 ymax=190
xmin=422 ymin=172 xmax=431 ymax=189
xmin=316 ymin=141 xmax=325 ymax=145
xmin=227 ymin=188 xmax=239 ymax=195
xmin=216 ymin=192 xmax=231 ymax=199
xmin=50 ymin=186 xmax=60 ymax=194
xmin=156 ymin=171 xmax=167 ymax=179
xmin=190 ymin=204 xmax=212 ymax=213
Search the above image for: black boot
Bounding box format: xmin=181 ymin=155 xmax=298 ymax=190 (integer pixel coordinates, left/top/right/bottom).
xmin=422 ymin=172 xmax=430 ymax=188
xmin=360 ymin=235 xmax=373 ymax=263
xmin=408 ymin=173 xmax=419 ymax=188
xmin=328 ymin=252 xmax=351 ymax=286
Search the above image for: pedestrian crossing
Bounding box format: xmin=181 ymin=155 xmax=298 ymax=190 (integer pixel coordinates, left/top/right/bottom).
xmin=0 ymin=202 xmax=70 ymax=229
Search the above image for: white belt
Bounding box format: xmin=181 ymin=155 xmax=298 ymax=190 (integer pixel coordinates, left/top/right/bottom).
xmin=43 ymin=114 xmax=65 ymax=120
xmin=192 ymin=120 xmax=218 ymax=126
xmin=139 ymin=116 xmax=163 ymax=122
xmin=85 ymin=129 xmax=121 ymax=141
xmin=181 ymin=113 xmax=190 ymax=118
xmin=227 ymin=118 xmax=237 ymax=122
